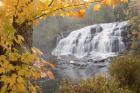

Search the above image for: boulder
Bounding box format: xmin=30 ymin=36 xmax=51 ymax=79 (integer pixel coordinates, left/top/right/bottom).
xmin=90 ymin=25 xmax=103 ymax=34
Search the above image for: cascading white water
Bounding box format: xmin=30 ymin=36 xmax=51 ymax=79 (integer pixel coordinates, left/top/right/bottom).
xmin=52 ymin=21 xmax=128 ymax=59
xmin=52 ymin=21 xmax=129 ymax=79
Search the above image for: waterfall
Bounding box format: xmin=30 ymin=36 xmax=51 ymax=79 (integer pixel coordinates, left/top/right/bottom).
xmin=52 ymin=21 xmax=129 ymax=59
xmin=52 ymin=21 xmax=129 ymax=79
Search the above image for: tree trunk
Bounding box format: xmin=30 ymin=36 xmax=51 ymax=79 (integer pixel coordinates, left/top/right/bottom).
xmin=12 ymin=17 xmax=33 ymax=51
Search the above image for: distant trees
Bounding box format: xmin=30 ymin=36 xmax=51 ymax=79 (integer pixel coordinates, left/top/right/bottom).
xmin=114 ymin=3 xmax=129 ymax=21
xmin=128 ymin=0 xmax=140 ymax=54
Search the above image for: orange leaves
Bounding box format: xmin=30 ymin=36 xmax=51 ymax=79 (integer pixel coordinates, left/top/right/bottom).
xmin=76 ymin=9 xmax=86 ymax=18
xmin=40 ymin=70 xmax=55 ymax=79
xmin=93 ymin=4 xmax=101 ymax=11
xmin=45 ymin=61 xmax=56 ymax=68
xmin=101 ymin=0 xmax=128 ymax=8
xmin=66 ymin=12 xmax=74 ymax=17
xmin=66 ymin=9 xmax=86 ymax=18
xmin=83 ymin=3 xmax=90 ymax=8
xmin=33 ymin=20 xmax=40 ymax=26
xmin=34 ymin=58 xmax=55 ymax=80
xmin=46 ymin=71 xmax=55 ymax=79
xmin=109 ymin=0 xmax=122 ymax=7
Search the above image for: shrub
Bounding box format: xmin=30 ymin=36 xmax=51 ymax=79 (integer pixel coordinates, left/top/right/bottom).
xmin=110 ymin=55 xmax=140 ymax=92
xmin=58 ymin=76 xmax=134 ymax=93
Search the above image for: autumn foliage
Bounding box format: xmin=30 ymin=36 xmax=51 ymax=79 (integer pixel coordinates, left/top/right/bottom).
xmin=0 ymin=0 xmax=129 ymax=92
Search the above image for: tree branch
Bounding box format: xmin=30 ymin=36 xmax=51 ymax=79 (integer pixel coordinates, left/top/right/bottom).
xmin=48 ymin=0 xmax=54 ymax=7
xmin=14 ymin=0 xmax=20 ymax=17
xmin=34 ymin=0 xmax=101 ymax=20
xmin=14 ymin=0 xmax=34 ymax=18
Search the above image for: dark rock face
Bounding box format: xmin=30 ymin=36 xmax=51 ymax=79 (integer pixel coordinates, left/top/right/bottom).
xmin=112 ymin=24 xmax=131 ymax=52
xmin=56 ymin=32 xmax=70 ymax=44
xmin=113 ymin=28 xmax=119 ymax=31
xmin=112 ymin=39 xmax=119 ymax=52
xmin=96 ymin=25 xmax=103 ymax=33
xmin=90 ymin=25 xmax=103 ymax=34
xmin=121 ymin=25 xmax=132 ymax=51
xmin=90 ymin=27 xmax=96 ymax=34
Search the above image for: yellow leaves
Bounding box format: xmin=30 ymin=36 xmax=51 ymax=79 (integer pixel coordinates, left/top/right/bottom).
xmin=7 ymin=64 xmax=15 ymax=71
xmin=66 ymin=12 xmax=74 ymax=17
xmin=18 ymin=66 xmax=30 ymax=76
xmin=0 ymin=55 xmax=7 ymax=62
xmin=101 ymin=0 xmax=128 ymax=8
xmin=1 ymin=75 xmax=16 ymax=87
xmin=102 ymin=0 xmax=119 ymax=7
xmin=83 ymin=3 xmax=90 ymax=8
xmin=93 ymin=4 xmax=101 ymax=11
xmin=2 ymin=0 xmax=128 ymax=25
xmin=0 ymin=44 xmax=40 ymax=93
xmin=18 ymin=69 xmax=25 ymax=76
xmin=8 ymin=75 xmax=16 ymax=86
xmin=14 ymin=35 xmax=24 ymax=45
xmin=33 ymin=72 xmax=41 ymax=80
xmin=40 ymin=0 xmax=48 ymax=3
xmin=28 ymin=85 xmax=38 ymax=93
xmin=31 ymin=47 xmax=43 ymax=55
xmin=20 ymin=52 xmax=38 ymax=64
xmin=10 ymin=83 xmax=27 ymax=93
xmin=121 ymin=0 xmax=128 ymax=3
xmin=16 ymin=83 xmax=26 ymax=92
xmin=0 ymin=55 xmax=15 ymax=73
xmin=9 ymin=53 xmax=20 ymax=61
xmin=102 ymin=0 xmax=112 ymax=6
xmin=0 ymin=16 xmax=42 ymax=93
xmin=0 ymin=85 xmax=8 ymax=93
xmin=0 ymin=68 xmax=5 ymax=74
xmin=17 ymin=76 xmax=25 ymax=83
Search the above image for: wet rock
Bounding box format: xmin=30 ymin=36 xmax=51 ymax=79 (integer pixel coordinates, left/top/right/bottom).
xmin=97 ymin=65 xmax=106 ymax=68
xmin=90 ymin=25 xmax=103 ymax=34
xmin=96 ymin=25 xmax=103 ymax=33
xmin=88 ymin=59 xmax=93 ymax=62
xmin=112 ymin=39 xmax=119 ymax=52
xmin=90 ymin=27 xmax=96 ymax=34
xmin=113 ymin=28 xmax=119 ymax=31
